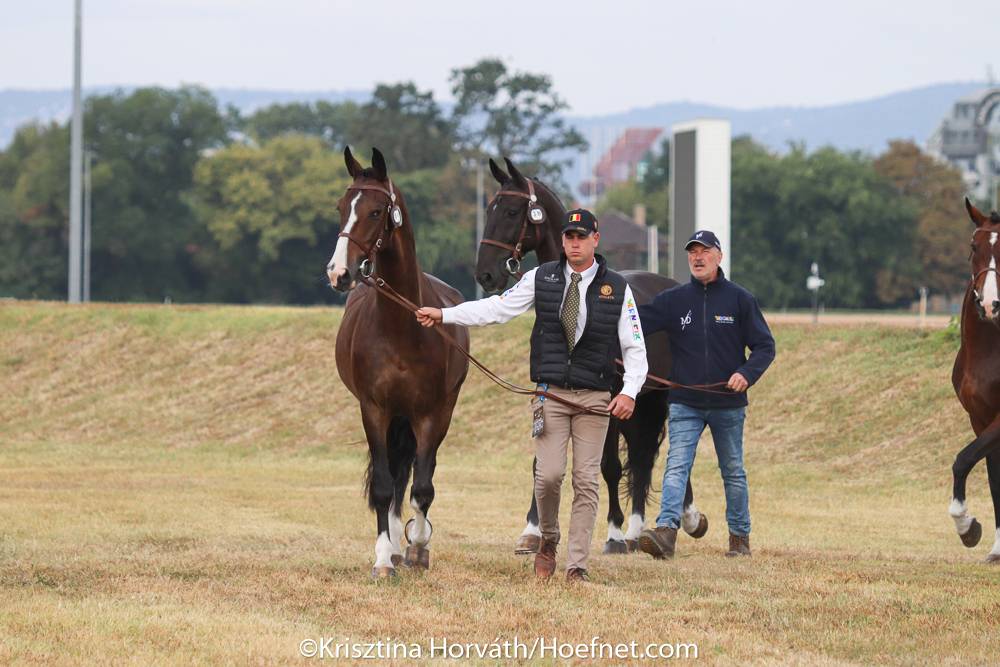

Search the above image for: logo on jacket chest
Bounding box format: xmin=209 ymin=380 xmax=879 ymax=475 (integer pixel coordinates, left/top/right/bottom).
xmin=598 ymin=283 xmax=614 ymax=299
xmin=542 ymin=273 xmax=560 ymax=283
xmin=714 ymin=314 xmax=735 ymax=325
xmin=680 ymin=309 xmax=692 ymax=331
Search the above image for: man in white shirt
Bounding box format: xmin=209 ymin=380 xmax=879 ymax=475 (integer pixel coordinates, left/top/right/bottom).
xmin=416 ymin=209 xmax=648 ymax=582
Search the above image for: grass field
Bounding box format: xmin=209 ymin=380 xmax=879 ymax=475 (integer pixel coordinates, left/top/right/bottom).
xmin=1 ymin=301 xmax=998 ymax=665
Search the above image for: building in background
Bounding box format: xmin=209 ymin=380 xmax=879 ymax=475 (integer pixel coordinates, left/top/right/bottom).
xmin=597 ymin=206 xmax=668 ymax=271
xmin=927 ymin=87 xmax=1000 ymax=205
xmin=579 ymin=128 xmax=662 ymax=199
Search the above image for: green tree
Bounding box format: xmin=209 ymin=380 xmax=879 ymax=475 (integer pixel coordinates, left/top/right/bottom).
xmin=449 ymin=58 xmax=587 ymax=188
xmin=873 ymin=140 xmax=968 ymax=300
xmin=84 ymin=86 xmax=230 ymax=301
xmin=190 ymin=134 xmax=349 ymax=303
xmin=242 ymin=100 xmax=360 ymax=146
xmin=731 ymin=138 xmax=918 ymax=309
xmin=0 ymin=122 xmax=70 ymax=298
xmin=352 ymin=83 xmax=454 ymax=172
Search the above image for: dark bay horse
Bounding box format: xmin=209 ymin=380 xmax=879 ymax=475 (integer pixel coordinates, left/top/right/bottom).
xmin=327 ymin=147 xmax=469 ymax=577
xmin=949 ymin=198 xmax=1000 ymax=562
xmin=477 ymin=157 xmax=708 ymax=555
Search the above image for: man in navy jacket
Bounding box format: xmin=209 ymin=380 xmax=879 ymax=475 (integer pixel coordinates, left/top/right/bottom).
xmin=637 ymin=230 xmax=775 ymax=559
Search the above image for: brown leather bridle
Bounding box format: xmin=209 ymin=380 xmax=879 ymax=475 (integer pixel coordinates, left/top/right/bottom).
xmin=480 ymin=179 xmax=546 ymax=277
xmin=337 ymin=179 xmax=400 ymax=279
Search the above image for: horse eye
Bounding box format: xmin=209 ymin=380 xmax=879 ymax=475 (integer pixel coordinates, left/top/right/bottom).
xmin=506 ymin=208 xmax=518 ymax=217
xmin=370 ymin=209 xmax=381 ymax=218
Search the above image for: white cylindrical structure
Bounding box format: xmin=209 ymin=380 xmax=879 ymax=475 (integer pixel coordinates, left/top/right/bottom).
xmin=669 ymin=119 xmax=731 ymax=280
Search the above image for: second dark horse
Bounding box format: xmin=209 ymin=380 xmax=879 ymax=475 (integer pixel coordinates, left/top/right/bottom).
xmin=477 ymin=157 xmax=708 ymax=553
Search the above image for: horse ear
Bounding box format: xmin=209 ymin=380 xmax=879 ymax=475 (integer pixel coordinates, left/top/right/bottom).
xmin=504 ymin=157 xmax=528 ymax=189
xmin=371 ymin=147 xmax=388 ymax=182
xmin=966 ymin=197 xmax=989 ymax=227
xmin=489 ymin=158 xmax=510 ymax=185
xmin=344 ymin=146 xmax=363 ymax=179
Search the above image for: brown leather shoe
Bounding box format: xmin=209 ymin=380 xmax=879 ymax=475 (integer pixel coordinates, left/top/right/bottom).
xmin=566 ymin=567 xmax=589 ymax=583
xmin=637 ymin=526 xmax=677 ymax=559
xmin=726 ymin=533 xmax=751 ymax=557
xmin=534 ymin=539 xmax=557 ymax=579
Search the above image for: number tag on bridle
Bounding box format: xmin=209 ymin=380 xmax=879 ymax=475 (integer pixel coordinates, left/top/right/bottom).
xmin=528 ymin=204 xmax=546 ymax=224
xmin=391 ymin=206 xmax=403 ymax=227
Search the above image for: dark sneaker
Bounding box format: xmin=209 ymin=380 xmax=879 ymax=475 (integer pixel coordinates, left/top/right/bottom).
xmin=637 ymin=526 xmax=677 ymax=559
xmin=726 ymin=533 xmax=751 ymax=557
xmin=566 ymin=567 xmax=589 ymax=583
xmin=534 ymin=539 xmax=557 ymax=579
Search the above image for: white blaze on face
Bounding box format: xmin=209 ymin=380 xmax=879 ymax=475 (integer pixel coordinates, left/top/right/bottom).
xmin=327 ymin=192 xmax=362 ymax=281
xmin=983 ymin=232 xmax=999 ymax=318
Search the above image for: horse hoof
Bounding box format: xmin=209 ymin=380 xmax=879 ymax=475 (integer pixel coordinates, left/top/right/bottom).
xmin=625 ymin=539 xmax=638 ymax=553
xmin=984 ymin=552 xmax=1000 ymax=564
xmin=391 ymin=554 xmax=403 ymax=567
xmin=404 ymin=518 xmax=433 ymax=545
xmin=686 ymin=514 xmax=709 ymax=539
xmin=514 ymin=534 xmax=541 ymax=555
xmin=403 ymin=545 xmax=430 ymax=569
xmin=371 ymin=566 xmax=397 ymax=579
xmin=603 ymin=539 xmax=629 ymax=555
xmin=961 ymin=519 xmax=983 ymax=548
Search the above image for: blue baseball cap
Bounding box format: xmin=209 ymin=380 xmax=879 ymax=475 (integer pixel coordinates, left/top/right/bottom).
xmin=685 ymin=230 xmax=721 ymax=251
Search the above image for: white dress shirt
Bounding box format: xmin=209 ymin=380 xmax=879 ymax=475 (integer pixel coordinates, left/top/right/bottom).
xmin=442 ymin=261 xmax=649 ymax=399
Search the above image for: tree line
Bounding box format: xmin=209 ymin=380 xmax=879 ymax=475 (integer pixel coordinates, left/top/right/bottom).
xmin=0 ymin=59 xmax=973 ymax=309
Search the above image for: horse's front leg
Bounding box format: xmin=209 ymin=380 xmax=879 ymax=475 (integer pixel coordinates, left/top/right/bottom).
xmin=360 ymin=406 xmax=397 ymax=578
xmin=985 ymin=453 xmax=1000 ymax=562
xmin=950 ymin=415 xmax=1000 ymax=549
xmin=403 ymin=416 xmax=446 ymax=570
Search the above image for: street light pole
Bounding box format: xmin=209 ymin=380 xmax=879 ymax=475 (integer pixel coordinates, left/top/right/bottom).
xmin=68 ymin=0 xmax=84 ymax=302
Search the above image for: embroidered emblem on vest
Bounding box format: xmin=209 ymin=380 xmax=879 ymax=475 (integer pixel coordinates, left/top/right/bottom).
xmin=599 ymin=283 xmax=614 ymax=298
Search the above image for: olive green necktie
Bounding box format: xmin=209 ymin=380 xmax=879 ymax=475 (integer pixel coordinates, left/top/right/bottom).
xmin=561 ymin=272 xmax=582 ymax=354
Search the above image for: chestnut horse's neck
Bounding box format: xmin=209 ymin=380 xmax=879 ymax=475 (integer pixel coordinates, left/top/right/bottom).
xmin=531 ymin=179 xmax=565 ymax=264
xmin=371 ymin=204 xmax=422 ymax=328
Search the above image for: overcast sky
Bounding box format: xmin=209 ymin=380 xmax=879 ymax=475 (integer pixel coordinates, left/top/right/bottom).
xmin=2 ymin=1 xmax=995 ymax=115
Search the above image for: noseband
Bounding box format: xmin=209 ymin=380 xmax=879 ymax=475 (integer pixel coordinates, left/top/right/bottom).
xmin=480 ymin=179 xmax=546 ymax=277
xmin=337 ymin=179 xmax=400 ymax=279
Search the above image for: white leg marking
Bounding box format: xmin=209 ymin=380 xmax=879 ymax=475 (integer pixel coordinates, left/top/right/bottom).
xmin=682 ymin=503 xmax=702 ymax=534
xmin=949 ymin=498 xmax=974 ymax=534
xmin=408 ymin=497 xmax=432 ymax=546
xmin=519 ymin=521 xmax=542 ymax=538
xmin=625 ymin=513 xmax=644 ymax=541
xmin=990 ymin=528 xmax=1000 ymax=557
xmin=327 ymin=192 xmax=362 ymax=276
xmin=374 ymin=531 xmax=394 ymax=569
xmin=388 ymin=499 xmax=403 ymax=557
xmin=607 ymin=521 xmax=626 ymax=542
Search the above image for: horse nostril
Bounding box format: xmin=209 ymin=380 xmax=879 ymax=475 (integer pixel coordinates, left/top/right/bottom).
xmin=481 ymin=272 xmax=493 ymax=285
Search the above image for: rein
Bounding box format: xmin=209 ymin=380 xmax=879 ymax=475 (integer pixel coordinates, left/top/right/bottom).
xmin=355 ymin=272 xmax=736 ymax=417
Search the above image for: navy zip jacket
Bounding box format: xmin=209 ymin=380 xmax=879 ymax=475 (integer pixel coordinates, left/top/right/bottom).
xmin=638 ymin=269 xmax=775 ymax=409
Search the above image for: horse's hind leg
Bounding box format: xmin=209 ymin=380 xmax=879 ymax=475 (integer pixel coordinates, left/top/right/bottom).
xmin=949 ymin=416 xmax=1000 ymax=548
xmin=601 ymin=420 xmax=629 ymax=554
xmin=985 ymin=453 xmax=1000 ymax=562
xmin=514 ymin=458 xmax=542 ymax=555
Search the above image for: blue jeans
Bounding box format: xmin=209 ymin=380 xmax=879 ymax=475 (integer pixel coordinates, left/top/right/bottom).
xmin=656 ymin=403 xmax=750 ymax=536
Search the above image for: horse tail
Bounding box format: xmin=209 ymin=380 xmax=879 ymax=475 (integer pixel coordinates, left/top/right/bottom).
xmin=363 ymin=416 xmax=417 ymax=511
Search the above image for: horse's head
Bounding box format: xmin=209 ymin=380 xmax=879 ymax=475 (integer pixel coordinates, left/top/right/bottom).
xmin=476 ymin=157 xmax=553 ymax=293
xmin=327 ymin=146 xmax=404 ymax=292
xmin=966 ymin=197 xmax=1000 ymax=323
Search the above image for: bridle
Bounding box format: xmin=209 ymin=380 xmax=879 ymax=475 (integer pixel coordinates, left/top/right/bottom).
xmin=337 ymin=179 xmax=401 ymax=279
xmin=479 ymin=179 xmax=548 ymax=277
xmin=969 ymin=228 xmax=1000 ymax=310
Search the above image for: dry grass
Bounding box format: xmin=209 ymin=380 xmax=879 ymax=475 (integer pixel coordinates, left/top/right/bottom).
xmin=0 ymin=301 xmax=997 ymax=665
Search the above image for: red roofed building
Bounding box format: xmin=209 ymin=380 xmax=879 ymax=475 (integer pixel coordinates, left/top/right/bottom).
xmin=580 ymin=127 xmax=663 ymax=197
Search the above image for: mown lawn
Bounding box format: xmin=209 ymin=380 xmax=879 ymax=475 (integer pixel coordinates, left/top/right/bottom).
xmin=0 ymin=301 xmax=996 ymax=665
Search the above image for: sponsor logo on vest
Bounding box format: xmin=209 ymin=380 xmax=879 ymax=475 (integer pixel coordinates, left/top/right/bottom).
xmin=599 ymin=283 xmax=614 ymax=299
xmin=714 ymin=314 xmax=735 ymax=324
xmin=680 ymin=309 xmax=692 ymax=331
xmin=542 ymin=273 xmax=560 ymax=283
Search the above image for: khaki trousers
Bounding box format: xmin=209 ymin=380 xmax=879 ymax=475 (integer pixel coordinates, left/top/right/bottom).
xmin=532 ymin=385 xmax=611 ymax=571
